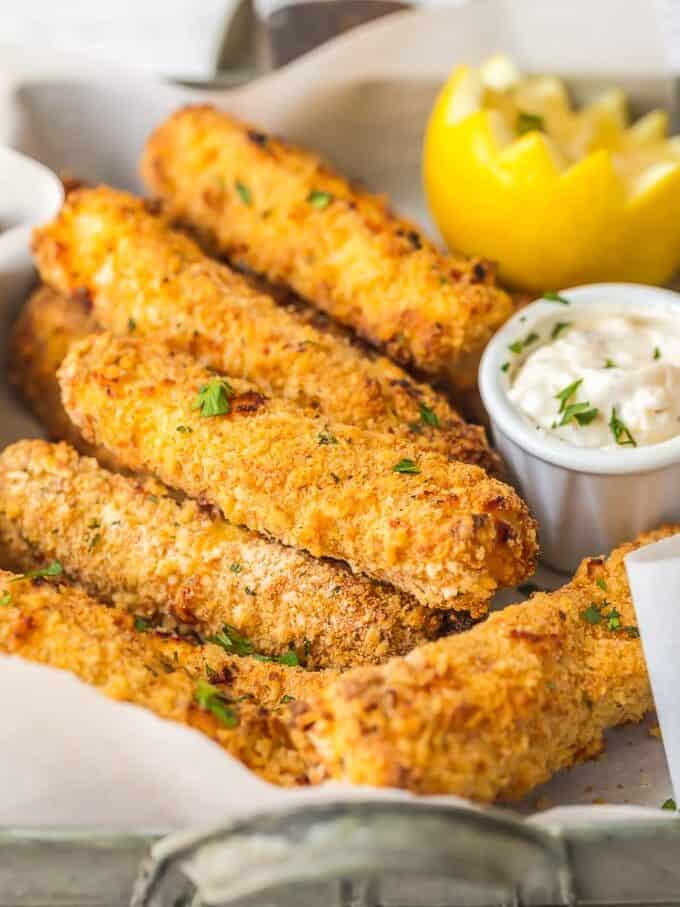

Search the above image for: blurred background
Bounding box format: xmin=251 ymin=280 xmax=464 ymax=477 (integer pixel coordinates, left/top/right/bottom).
xmin=0 ymin=0 xmax=468 ymax=82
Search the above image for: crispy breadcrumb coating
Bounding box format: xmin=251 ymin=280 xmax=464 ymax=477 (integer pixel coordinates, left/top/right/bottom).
xmin=0 ymin=570 xmax=311 ymax=785
xmin=290 ymin=527 xmax=677 ymax=800
xmin=31 ymin=187 xmax=500 ymax=474
xmin=0 ymin=440 xmax=449 ymax=669
xmin=141 ymin=105 xmax=515 ymax=389
xmin=58 ymin=334 xmax=537 ymax=613
xmin=7 ymin=285 xmax=114 ymax=465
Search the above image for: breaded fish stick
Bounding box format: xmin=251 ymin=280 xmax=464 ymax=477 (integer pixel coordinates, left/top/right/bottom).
xmin=7 ymin=285 xmax=115 ymax=466
xmin=141 ymin=105 xmax=515 ymax=388
xmin=291 ymin=527 xmax=675 ymax=800
xmin=59 ymin=334 xmax=537 ymax=613
xmin=0 ymin=440 xmax=447 ymax=669
xmin=32 ymin=188 xmax=499 ymax=474
xmin=0 ymin=570 xmax=309 ymax=785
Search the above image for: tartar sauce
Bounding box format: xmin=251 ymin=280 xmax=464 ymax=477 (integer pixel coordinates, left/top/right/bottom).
xmin=507 ymin=311 xmax=680 ymax=448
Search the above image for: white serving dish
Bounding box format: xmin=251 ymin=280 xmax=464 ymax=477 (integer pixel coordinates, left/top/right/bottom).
xmin=0 ymin=146 xmax=63 ymax=444
xmin=480 ymin=283 xmax=680 ymax=573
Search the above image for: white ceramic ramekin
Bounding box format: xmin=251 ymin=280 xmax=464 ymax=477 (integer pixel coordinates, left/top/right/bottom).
xmin=479 ymin=283 xmax=680 ymax=573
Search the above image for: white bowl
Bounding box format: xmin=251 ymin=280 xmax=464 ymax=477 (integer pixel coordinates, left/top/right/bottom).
xmin=0 ymin=146 xmax=63 ymax=445
xmin=479 ymin=283 xmax=680 ymax=573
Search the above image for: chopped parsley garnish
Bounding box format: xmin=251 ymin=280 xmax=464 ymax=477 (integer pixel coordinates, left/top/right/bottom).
xmin=10 ymin=560 xmax=63 ymax=582
xmin=307 ymin=190 xmax=334 ymax=209
xmin=518 ymin=582 xmax=543 ymax=596
xmin=581 ymin=602 xmax=638 ymax=637
xmin=280 ymin=694 xmax=296 ymax=704
xmin=211 ymin=624 xmax=301 ymax=666
xmin=555 ymin=379 xmax=598 ymax=426
xmin=543 ymin=291 xmax=570 ymax=305
xmin=419 ymin=402 xmax=440 ymax=428
xmin=0 ymin=592 xmax=11 ymax=606
xmin=509 ymin=331 xmax=539 ymax=355
xmin=560 ymin=402 xmax=599 ymax=427
xmin=230 ymin=563 xmax=243 ymax=573
xmin=654 ymin=347 xmax=662 ymax=360
xmin=194 ymin=680 xmax=238 ymax=728
xmin=128 ymin=317 xmax=137 ymax=332
xmin=603 ymin=358 xmax=616 ymax=369
xmin=609 ymin=407 xmax=636 ymax=447
xmin=176 ymin=425 xmax=193 ymax=434
xmin=134 ymin=616 xmax=149 ymax=632
xmin=663 ymin=798 xmax=677 ymax=811
xmin=581 ymin=603 xmax=602 ymax=625
xmin=606 ymin=608 xmax=622 ymax=631
xmin=555 ymin=379 xmax=583 ymax=412
xmin=393 ymin=458 xmax=420 ymax=474
xmin=517 ymin=111 xmax=545 ymax=135
xmin=192 ymin=379 xmax=234 ymax=417
xmin=235 ymin=180 xmax=252 ymax=206
xmin=88 ymin=532 xmax=101 ymax=551
xmin=501 ymin=362 xmax=510 ymax=373
xmin=254 ymin=648 xmax=300 ymax=667
xmin=211 ymin=624 xmax=254 ymax=657
xmin=596 ymin=577 xmax=607 ymax=592
xmin=318 ymin=429 xmax=339 ymax=445
xmin=551 ymin=321 xmax=571 ymax=340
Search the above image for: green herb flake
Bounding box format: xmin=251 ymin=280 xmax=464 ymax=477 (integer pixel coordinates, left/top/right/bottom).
xmin=654 ymin=347 xmax=662 ymax=360
xmin=559 ymin=403 xmax=599 ymax=427
xmin=603 ymin=358 xmax=616 ymax=369
xmin=176 ymin=425 xmax=193 ymax=434
xmin=194 ymin=680 xmax=238 ymax=728
xmin=663 ymin=798 xmax=677 ymax=811
xmin=307 ymin=189 xmax=334 ymax=210
xmin=555 ymin=378 xmax=583 ymax=413
xmin=192 ymin=379 xmax=234 ymax=418
xmin=134 ymin=616 xmax=149 ymax=632
xmin=128 ymin=317 xmax=137 ymax=332
xmin=211 ymin=624 xmax=255 ymax=657
xmin=230 ymin=563 xmax=243 ymax=574
xmin=318 ymin=429 xmax=339 ymax=445
xmin=606 ymin=608 xmax=622 ymax=631
xmin=609 ymin=406 xmax=637 ymax=447
xmin=551 ymin=321 xmax=571 ymax=340
xmin=393 ymin=458 xmax=420 ymax=474
xmin=280 ymin=694 xmax=296 ymax=704
xmin=501 ymin=362 xmax=510 ymax=373
xmin=255 ymin=648 xmax=300 ymax=667
xmin=11 ymin=560 xmax=63 ymax=583
xmin=0 ymin=592 xmax=12 ymax=606
xmin=596 ymin=577 xmax=607 ymax=592
xmin=235 ymin=180 xmax=252 ymax=206
xmin=509 ymin=331 xmax=540 ymax=355
xmin=517 ymin=111 xmax=545 ymax=135
xmin=581 ymin=603 xmax=602 ymax=625
xmin=88 ymin=532 xmax=101 ymax=551
xmin=543 ymin=291 xmax=570 ymax=305
xmin=419 ymin=402 xmax=440 ymax=428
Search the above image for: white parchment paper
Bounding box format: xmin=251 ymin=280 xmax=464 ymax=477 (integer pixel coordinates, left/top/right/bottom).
xmin=0 ymin=0 xmax=679 ymax=829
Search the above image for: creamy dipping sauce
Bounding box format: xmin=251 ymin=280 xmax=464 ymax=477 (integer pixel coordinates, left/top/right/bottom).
xmin=507 ymin=311 xmax=680 ymax=449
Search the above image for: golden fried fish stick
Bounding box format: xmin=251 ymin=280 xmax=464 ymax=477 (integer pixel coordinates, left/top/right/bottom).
xmin=0 ymin=570 xmax=310 ymax=786
xmin=31 ymin=187 xmax=500 ymax=474
xmin=291 ymin=527 xmax=676 ymax=800
xmin=141 ymin=105 xmax=515 ymax=388
xmin=59 ymin=334 xmax=537 ymax=613
xmin=0 ymin=439 xmax=448 ymax=669
xmin=7 ymin=285 xmax=114 ymax=465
